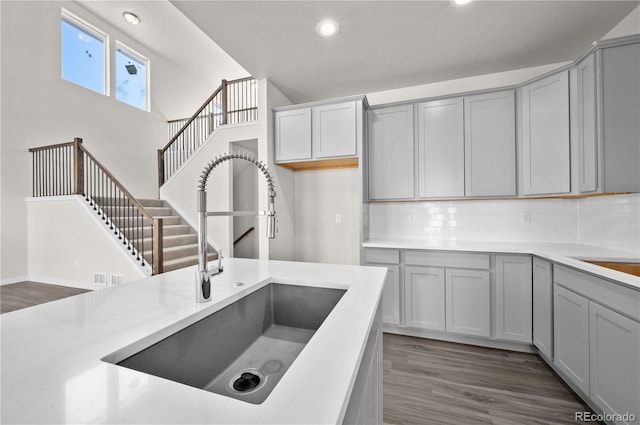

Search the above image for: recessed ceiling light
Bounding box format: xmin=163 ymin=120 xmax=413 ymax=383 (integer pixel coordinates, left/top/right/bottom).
xmin=316 ymin=19 xmax=339 ymax=37
xmin=451 ymin=0 xmax=474 ymax=5
xmin=123 ymin=11 xmax=140 ymax=25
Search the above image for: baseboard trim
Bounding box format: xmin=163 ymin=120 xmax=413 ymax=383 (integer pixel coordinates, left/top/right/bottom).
xmin=383 ymin=324 xmax=536 ymax=353
xmin=0 ymin=277 xmax=29 ymax=286
xmin=24 ymin=276 xmax=102 ymax=291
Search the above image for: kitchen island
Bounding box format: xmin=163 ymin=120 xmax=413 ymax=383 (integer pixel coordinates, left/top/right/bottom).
xmin=1 ymin=258 xmax=386 ymax=424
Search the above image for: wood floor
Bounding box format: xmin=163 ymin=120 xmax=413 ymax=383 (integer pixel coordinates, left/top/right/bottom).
xmin=383 ymin=333 xmax=599 ymax=425
xmin=0 ymin=281 xmax=90 ymax=313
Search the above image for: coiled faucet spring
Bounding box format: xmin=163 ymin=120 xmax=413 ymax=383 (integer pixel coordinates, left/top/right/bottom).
xmin=196 ymin=152 xmax=277 ymax=303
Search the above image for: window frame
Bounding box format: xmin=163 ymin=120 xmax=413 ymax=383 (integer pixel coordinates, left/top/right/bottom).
xmin=115 ymin=41 xmax=150 ymax=112
xmin=61 ymin=8 xmax=110 ymax=96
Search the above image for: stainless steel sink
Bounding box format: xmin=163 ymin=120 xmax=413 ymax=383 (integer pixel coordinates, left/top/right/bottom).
xmin=103 ymin=283 xmax=345 ymax=404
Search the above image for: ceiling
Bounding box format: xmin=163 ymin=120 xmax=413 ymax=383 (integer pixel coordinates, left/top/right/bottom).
xmin=78 ymin=1 xmax=639 ymax=105
xmin=170 ymin=0 xmax=639 ymax=104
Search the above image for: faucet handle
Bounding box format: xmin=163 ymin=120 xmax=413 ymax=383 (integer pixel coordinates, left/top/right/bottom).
xmin=217 ymin=249 xmax=223 ymax=271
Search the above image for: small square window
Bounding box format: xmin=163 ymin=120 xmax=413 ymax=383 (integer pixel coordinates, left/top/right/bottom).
xmin=61 ymin=10 xmax=107 ymax=95
xmin=116 ymin=43 xmax=149 ymax=111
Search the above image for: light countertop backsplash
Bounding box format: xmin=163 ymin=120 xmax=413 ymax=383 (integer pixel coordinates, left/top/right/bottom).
xmin=368 ymin=194 xmax=640 ymax=255
xmin=578 ymin=193 xmax=640 ymax=254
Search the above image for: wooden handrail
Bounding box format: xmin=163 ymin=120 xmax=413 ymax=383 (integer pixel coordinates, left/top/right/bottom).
xmin=158 ymin=77 xmax=258 ymax=187
xmin=77 ymin=143 xmax=155 ymax=222
xmin=29 ymin=138 xmax=163 ymax=274
xmin=159 ymin=84 xmax=224 ymax=155
xmin=233 ymin=226 xmax=255 ymax=246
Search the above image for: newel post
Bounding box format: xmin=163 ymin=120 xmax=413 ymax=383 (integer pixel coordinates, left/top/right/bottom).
xmin=157 ymin=149 xmax=165 ymax=188
xmin=221 ymin=79 xmax=228 ymax=125
xmin=73 ymin=137 xmax=84 ymax=195
xmin=153 ymin=217 xmax=164 ymax=275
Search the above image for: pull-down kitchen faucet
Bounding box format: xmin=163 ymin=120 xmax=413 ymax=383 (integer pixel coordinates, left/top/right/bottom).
xmin=196 ymin=152 xmax=277 ymax=302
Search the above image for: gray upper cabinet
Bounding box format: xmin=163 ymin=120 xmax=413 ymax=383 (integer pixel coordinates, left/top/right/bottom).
xmin=274 ymin=98 xmax=362 ymax=165
xmin=367 ymin=105 xmax=415 ymax=200
xmin=312 ymin=101 xmax=357 ymax=159
xmin=575 ymin=54 xmax=598 ymax=193
xmin=417 ymin=98 xmax=465 ymax=198
xmin=521 ymin=71 xmax=571 ymax=196
xmin=464 ymin=90 xmax=516 ymax=197
xmin=274 ymin=107 xmax=312 ymax=162
xmin=600 ymin=42 xmax=640 ymax=193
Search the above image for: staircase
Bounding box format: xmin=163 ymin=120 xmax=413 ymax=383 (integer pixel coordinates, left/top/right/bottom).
xmin=28 ymin=77 xmax=257 ymax=276
xmin=136 ymin=199 xmax=217 ymax=272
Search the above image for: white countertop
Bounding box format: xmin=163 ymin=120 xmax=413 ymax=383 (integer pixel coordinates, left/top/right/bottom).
xmin=0 ymin=258 xmax=386 ymax=425
xmin=363 ymin=239 xmax=640 ymax=289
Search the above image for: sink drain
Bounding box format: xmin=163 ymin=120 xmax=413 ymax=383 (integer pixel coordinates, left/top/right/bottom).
xmin=227 ymin=369 xmax=266 ymax=395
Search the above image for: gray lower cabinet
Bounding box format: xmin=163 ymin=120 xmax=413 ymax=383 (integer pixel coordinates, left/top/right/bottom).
xmin=381 ymin=266 xmax=401 ymax=325
xmin=494 ymin=255 xmax=532 ymax=343
xmin=553 ymin=265 xmax=640 ymax=424
xmin=445 ymin=269 xmax=491 ymax=337
xmin=589 ymin=301 xmax=640 ymax=424
xmin=532 ymin=258 xmax=553 ymax=359
xmin=363 ymin=249 xmax=401 ymax=325
xmin=404 ymin=266 xmax=445 ymax=331
xmin=554 ymin=284 xmax=590 ymax=395
xmin=367 ymin=105 xmax=414 ymax=200
xmin=417 ymin=98 xmax=465 ymax=198
xmin=520 ymin=71 xmax=571 ymax=196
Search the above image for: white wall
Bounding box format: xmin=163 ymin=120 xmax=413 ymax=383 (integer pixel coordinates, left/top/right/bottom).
xmin=0 ymin=1 xmax=238 ymax=282
xmin=603 ymin=5 xmax=640 ymax=40
xmin=261 ymin=80 xmax=297 ymax=261
xmin=160 ymin=123 xmax=263 ymax=257
xmin=26 ymin=196 xmax=146 ymax=289
xmin=295 ymin=168 xmax=361 ymax=265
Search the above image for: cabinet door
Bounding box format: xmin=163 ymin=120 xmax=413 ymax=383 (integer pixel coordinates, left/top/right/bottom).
xmin=495 ymin=255 xmax=532 ymax=343
xmin=464 ymin=91 xmax=516 ymax=197
xmin=274 ymin=108 xmax=312 ymax=162
xmin=445 ymin=269 xmax=490 ymax=337
xmin=576 ymin=54 xmax=598 ymax=193
xmin=367 ymin=105 xmax=414 ymax=200
xmin=417 ymin=98 xmax=464 ymax=198
xmin=404 ymin=266 xmax=445 ymax=331
xmin=382 ymin=265 xmax=401 ymax=325
xmin=312 ymin=101 xmax=357 ymax=159
xmin=601 ymin=43 xmax=640 ymax=193
xmin=554 ymin=285 xmax=590 ymax=395
xmin=521 ymin=71 xmax=571 ymax=195
xmin=533 ymin=259 xmax=553 ymax=359
xmin=589 ymin=302 xmax=640 ymax=423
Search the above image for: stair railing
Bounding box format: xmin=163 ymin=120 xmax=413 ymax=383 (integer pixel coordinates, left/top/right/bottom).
xmin=29 ymin=138 xmax=164 ymax=275
xmin=158 ymin=77 xmax=258 ymax=187
xmin=233 ymin=226 xmax=255 ymax=246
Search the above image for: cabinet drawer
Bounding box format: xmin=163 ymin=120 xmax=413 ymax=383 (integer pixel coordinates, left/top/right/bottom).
xmin=364 ymin=249 xmax=400 ymax=265
xmin=405 ymin=251 xmax=489 ymax=269
xmin=554 ymin=265 xmax=640 ymax=322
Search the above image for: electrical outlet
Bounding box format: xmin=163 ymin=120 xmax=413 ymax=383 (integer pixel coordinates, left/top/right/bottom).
xmin=408 ymin=214 xmax=415 ymax=223
xmin=521 ymin=211 xmax=531 ymax=224
xmin=335 ymin=214 xmax=342 ymax=224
